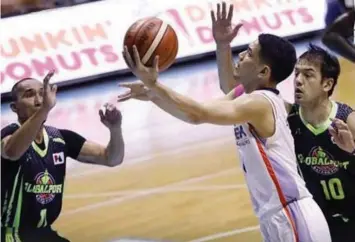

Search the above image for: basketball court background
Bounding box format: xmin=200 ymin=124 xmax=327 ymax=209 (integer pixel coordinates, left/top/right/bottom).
xmin=1 ymin=36 xmax=354 ymax=241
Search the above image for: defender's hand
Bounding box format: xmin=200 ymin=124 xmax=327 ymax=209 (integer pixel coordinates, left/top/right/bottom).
xmin=329 ymin=118 xmax=355 ymax=153
xmin=99 ymin=103 xmax=122 ymax=129
xmin=211 ymin=2 xmax=243 ymax=46
xmin=41 ymin=70 xmax=57 ymax=112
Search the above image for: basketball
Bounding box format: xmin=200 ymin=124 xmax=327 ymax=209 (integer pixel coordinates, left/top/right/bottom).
xmin=123 ymin=17 xmax=179 ymax=72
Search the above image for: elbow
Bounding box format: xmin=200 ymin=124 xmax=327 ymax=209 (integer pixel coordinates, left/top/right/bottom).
xmin=105 ymin=155 xmax=124 ymax=167
xmin=321 ymin=32 xmax=337 ymax=46
xmin=3 ymin=145 xmax=22 ymax=161
xmin=186 ymin=112 xmax=206 ymax=125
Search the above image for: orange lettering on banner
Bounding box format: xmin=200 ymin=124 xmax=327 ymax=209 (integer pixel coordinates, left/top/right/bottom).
xmin=254 ymin=0 xmax=271 ymax=9
xmin=298 ymin=7 xmax=313 ymax=23
xmin=262 ymin=13 xmax=282 ymax=29
xmin=230 ymin=0 xmax=252 ymax=12
xmin=1 ymin=44 xmax=119 ymax=83
xmin=32 ymin=57 xmax=56 ymax=76
xmin=196 ymin=26 xmax=213 ymax=43
xmin=241 ymin=18 xmax=263 ymax=34
xmin=1 ymin=39 xmax=20 ymax=57
xmin=45 ymin=30 xmax=72 ymax=49
xmin=1 ymin=22 xmax=110 ymax=58
xmin=185 ymin=5 xmax=205 ymax=22
xmin=21 ymin=34 xmax=46 ymax=54
xmin=82 ymin=23 xmax=108 ymax=42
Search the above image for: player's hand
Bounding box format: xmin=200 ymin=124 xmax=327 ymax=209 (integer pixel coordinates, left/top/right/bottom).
xmin=117 ymin=82 xmax=152 ymax=102
xmin=211 ymin=2 xmax=243 ymax=46
xmin=329 ymin=118 xmax=355 ymax=153
xmin=123 ymin=45 xmax=159 ymax=88
xmin=99 ymin=103 xmax=122 ymax=129
xmin=41 ymin=70 xmax=57 ymax=113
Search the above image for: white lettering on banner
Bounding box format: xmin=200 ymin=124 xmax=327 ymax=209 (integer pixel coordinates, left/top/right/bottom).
xmin=0 ymin=0 xmax=326 ymax=94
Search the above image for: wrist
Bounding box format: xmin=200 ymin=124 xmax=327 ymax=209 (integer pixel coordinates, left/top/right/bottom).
xmin=109 ymin=125 xmax=122 ymax=133
xmin=36 ymin=108 xmax=50 ymax=119
xmin=216 ymin=43 xmax=231 ymax=49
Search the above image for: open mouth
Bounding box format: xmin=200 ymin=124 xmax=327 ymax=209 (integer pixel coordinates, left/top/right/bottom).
xmin=295 ymin=88 xmax=303 ymax=94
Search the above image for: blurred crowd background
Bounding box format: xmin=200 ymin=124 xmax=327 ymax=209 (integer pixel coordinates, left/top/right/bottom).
xmin=1 ymin=0 xmax=100 ymax=17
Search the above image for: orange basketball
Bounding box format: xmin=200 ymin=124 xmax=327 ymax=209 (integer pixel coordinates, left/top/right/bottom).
xmin=123 ymin=17 xmax=179 ymax=72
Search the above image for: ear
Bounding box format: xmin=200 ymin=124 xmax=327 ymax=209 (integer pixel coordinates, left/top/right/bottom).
xmin=10 ymin=102 xmax=17 ymax=113
xmin=258 ymin=65 xmax=271 ymax=79
xmin=322 ymin=78 xmax=334 ymax=93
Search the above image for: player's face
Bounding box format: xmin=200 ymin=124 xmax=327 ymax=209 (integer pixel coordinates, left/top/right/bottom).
xmin=294 ymin=59 xmax=328 ymax=105
xmin=11 ymin=79 xmax=44 ymax=121
xmin=234 ymin=40 xmax=270 ymax=92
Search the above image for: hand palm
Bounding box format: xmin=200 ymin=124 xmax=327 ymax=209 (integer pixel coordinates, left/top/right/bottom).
xmin=213 ymin=24 xmax=234 ymax=43
xmin=117 ymin=82 xmax=151 ymax=102
xmin=211 ymin=2 xmax=242 ymax=45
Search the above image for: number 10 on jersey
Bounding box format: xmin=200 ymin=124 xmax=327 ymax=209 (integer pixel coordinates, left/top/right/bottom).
xmin=320 ymin=178 xmax=345 ymax=200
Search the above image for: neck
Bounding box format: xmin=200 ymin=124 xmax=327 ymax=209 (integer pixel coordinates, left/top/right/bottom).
xmin=35 ymin=128 xmax=44 ymax=143
xmin=300 ymin=98 xmax=333 ymax=127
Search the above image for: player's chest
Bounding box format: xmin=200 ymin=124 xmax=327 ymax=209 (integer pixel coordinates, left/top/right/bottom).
xmin=22 ymin=142 xmax=67 ymax=179
xmin=294 ymin=129 xmax=354 ymax=176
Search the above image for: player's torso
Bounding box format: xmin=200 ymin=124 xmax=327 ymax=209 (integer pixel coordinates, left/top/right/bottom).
xmin=2 ymin=126 xmax=67 ymax=229
xmin=234 ymin=90 xmax=310 ymax=218
xmin=288 ymin=103 xmax=355 ymax=220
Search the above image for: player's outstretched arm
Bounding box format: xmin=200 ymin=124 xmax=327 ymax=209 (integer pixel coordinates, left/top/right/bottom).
xmin=322 ymin=10 xmax=355 ymax=63
xmin=122 ymin=46 xmax=273 ymax=135
xmin=211 ymin=2 xmax=243 ymax=94
xmin=73 ymin=103 xmax=125 ymax=167
xmin=1 ymin=71 xmax=56 ymax=161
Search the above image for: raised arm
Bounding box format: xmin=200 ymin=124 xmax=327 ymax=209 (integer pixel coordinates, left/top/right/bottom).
xmin=322 ymin=10 xmax=355 ymax=63
xmin=2 ymin=71 xmax=56 ymax=161
xmin=121 ymin=45 xmax=274 ymax=137
xmin=74 ymin=104 xmax=125 ymax=167
xmin=211 ymin=2 xmax=243 ymax=93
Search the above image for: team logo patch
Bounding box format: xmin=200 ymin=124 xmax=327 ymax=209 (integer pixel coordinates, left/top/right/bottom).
xmin=24 ymin=170 xmax=63 ymax=204
xmin=297 ymin=146 xmax=350 ymax=175
xmin=53 ymin=152 xmax=64 ymax=165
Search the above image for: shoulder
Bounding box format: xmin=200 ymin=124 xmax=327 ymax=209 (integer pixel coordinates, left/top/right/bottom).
xmin=335 ymin=102 xmax=354 ymax=122
xmin=287 ymin=104 xmax=300 ymax=117
xmin=1 ymin=123 xmax=20 ymax=139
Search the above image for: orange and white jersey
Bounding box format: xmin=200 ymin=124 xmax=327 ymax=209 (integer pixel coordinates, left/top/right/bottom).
xmin=234 ymin=89 xmax=312 ymax=219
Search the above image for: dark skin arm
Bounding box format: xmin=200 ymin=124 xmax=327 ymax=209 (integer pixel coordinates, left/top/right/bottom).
xmin=322 ymin=10 xmax=355 ymax=62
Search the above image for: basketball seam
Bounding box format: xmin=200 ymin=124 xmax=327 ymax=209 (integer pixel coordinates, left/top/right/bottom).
xmin=142 ymin=21 xmax=168 ymax=64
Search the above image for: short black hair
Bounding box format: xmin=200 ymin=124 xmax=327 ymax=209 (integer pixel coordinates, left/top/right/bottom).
xmin=258 ymin=34 xmax=297 ymax=83
xmin=298 ymin=44 xmax=340 ymax=96
xmin=11 ymin=78 xmax=34 ymax=101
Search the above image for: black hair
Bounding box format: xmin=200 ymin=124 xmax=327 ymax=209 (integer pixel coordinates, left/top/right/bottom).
xmin=11 ymin=78 xmax=34 ymax=101
xmin=258 ymin=34 xmax=297 ymax=83
xmin=298 ymin=44 xmax=340 ymax=96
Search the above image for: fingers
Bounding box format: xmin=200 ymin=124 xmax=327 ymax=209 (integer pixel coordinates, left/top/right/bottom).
xmin=51 ymin=84 xmax=57 ymax=94
xmin=210 ymin=10 xmax=216 ymax=23
xmin=227 ymin=3 xmax=233 ymax=21
xmin=123 ymin=46 xmax=135 ymax=69
xmin=132 ymin=45 xmax=143 ymax=68
xmin=117 ymin=90 xmax=132 ymax=102
xmin=331 ymin=118 xmax=348 ymax=130
xmin=101 ymin=103 xmax=122 ymax=124
xmin=43 ymin=69 xmax=55 ymax=86
xmin=217 ymin=3 xmax=221 ymax=20
xmin=119 ymin=82 xmax=134 ymax=89
xmin=232 ymin=23 xmax=243 ymax=36
xmin=221 ymin=2 xmax=227 ymax=19
xmin=153 ymin=56 xmax=159 ymax=72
